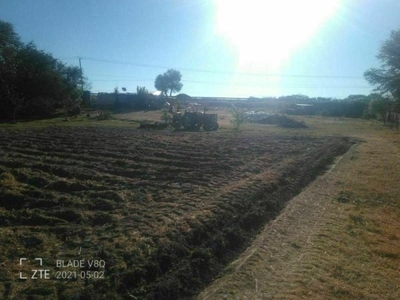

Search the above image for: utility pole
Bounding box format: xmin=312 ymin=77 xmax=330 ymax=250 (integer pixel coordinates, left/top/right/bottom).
xmin=78 ymin=57 xmax=84 ymax=91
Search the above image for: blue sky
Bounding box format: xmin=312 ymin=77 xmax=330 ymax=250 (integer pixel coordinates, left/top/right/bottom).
xmin=1 ymin=0 xmax=400 ymax=98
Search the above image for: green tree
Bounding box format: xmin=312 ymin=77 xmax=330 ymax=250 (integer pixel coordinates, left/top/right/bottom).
xmin=364 ymin=29 xmax=400 ymax=107
xmin=154 ymin=69 xmax=183 ymax=97
xmin=0 ymin=20 xmax=23 ymax=120
xmin=367 ymin=95 xmax=393 ymax=123
xmin=14 ymin=43 xmax=84 ymax=116
xmin=0 ymin=19 xmax=87 ymax=119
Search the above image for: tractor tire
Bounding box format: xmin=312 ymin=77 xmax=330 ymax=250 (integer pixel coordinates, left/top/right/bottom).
xmin=203 ymin=123 xmax=212 ymax=131
xmin=182 ymin=119 xmax=201 ymax=131
xmin=182 ymin=116 xmax=192 ymax=130
xmin=209 ymin=122 xmax=219 ymax=131
xmin=192 ymin=123 xmax=201 ymax=131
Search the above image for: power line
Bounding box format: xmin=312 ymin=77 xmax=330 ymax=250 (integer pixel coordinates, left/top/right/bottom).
xmin=87 ymin=73 xmax=367 ymax=82
xmin=183 ymin=80 xmax=370 ymax=89
xmin=90 ymin=79 xmax=153 ymax=82
xmin=58 ymin=56 xmax=79 ymax=60
xmin=87 ymin=73 xmax=151 ymax=79
xmin=79 ymin=56 xmax=364 ymax=79
xmin=87 ymin=78 xmax=370 ymax=89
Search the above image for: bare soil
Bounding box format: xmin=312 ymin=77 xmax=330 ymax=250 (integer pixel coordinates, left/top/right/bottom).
xmin=0 ymin=125 xmax=353 ymax=299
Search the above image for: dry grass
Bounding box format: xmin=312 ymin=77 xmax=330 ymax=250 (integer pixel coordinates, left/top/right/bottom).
xmin=198 ymin=116 xmax=400 ymax=299
xmin=312 ymin=128 xmax=400 ymax=299
xmin=0 ymin=172 xmax=18 ymax=189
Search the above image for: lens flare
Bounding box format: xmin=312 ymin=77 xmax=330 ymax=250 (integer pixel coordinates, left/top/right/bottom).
xmin=215 ymin=0 xmax=341 ymax=71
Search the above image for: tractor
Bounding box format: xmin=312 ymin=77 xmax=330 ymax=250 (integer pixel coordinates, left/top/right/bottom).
xmin=171 ymin=110 xmax=219 ymax=131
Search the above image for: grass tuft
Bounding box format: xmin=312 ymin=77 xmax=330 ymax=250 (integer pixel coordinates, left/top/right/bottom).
xmin=0 ymin=172 xmax=18 ymax=188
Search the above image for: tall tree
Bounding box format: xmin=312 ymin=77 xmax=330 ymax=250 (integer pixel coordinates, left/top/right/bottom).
xmin=154 ymin=69 xmax=183 ymax=97
xmin=364 ymin=28 xmax=400 ymax=108
xmin=154 ymin=74 xmax=168 ymax=96
xmin=0 ymin=19 xmax=87 ymax=119
xmin=14 ymin=43 xmax=83 ymax=116
xmin=0 ymin=20 xmax=23 ymax=120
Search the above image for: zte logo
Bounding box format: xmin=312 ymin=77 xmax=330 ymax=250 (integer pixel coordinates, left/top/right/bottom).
xmin=19 ymin=258 xmax=51 ymax=280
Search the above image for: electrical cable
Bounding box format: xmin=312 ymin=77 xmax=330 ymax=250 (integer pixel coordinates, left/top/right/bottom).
xmin=79 ymin=56 xmax=364 ymax=79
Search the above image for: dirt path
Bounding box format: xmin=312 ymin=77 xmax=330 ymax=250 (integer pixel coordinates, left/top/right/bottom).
xmin=197 ymin=123 xmax=400 ymax=299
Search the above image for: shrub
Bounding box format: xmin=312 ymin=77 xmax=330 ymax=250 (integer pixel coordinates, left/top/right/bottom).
xmin=229 ymin=107 xmax=246 ymax=129
xmin=160 ymin=109 xmax=171 ymax=123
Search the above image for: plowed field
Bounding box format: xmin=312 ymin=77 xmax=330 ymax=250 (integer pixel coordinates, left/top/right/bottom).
xmin=0 ymin=126 xmax=353 ymax=299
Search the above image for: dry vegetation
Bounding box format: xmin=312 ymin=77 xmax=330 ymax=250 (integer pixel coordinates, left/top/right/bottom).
xmin=198 ymin=116 xmax=400 ymax=300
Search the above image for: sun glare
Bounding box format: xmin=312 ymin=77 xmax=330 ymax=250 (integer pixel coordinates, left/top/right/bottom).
xmin=215 ymin=0 xmax=340 ymax=71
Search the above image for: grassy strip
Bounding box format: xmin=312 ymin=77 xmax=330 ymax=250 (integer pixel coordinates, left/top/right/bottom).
xmin=303 ymin=130 xmax=400 ymax=299
xmin=285 ymin=131 xmax=400 ymax=299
